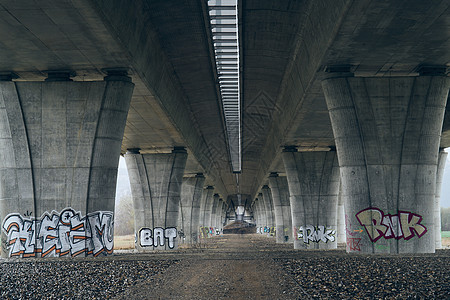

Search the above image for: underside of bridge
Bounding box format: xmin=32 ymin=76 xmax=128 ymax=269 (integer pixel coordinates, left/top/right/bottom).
xmin=0 ymin=0 xmax=448 ymax=256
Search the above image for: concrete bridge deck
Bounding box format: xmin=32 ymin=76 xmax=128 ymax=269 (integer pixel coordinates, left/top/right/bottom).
xmin=1 ymin=234 xmax=449 ymax=299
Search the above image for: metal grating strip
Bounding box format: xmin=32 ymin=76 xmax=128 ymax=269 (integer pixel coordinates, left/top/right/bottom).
xmin=208 ymin=0 xmax=241 ymax=173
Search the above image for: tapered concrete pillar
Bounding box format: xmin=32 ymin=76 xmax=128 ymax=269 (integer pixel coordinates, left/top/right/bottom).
xmin=322 ymin=69 xmax=450 ymax=253
xmin=261 ymin=185 xmax=275 ymax=236
xmin=282 ymin=148 xmax=340 ymax=249
xmin=268 ymin=173 xmax=293 ymax=243
xmin=435 ymin=149 xmax=447 ymax=249
xmin=337 ymin=184 xmax=346 ymax=244
xmin=0 ymin=71 xmax=134 ymax=258
xmin=179 ymin=173 xmax=205 ymax=244
xmin=125 ymin=147 xmax=187 ymax=251
xmin=254 ymin=196 xmax=266 ymax=234
xmin=214 ymin=198 xmax=224 ymax=234
xmin=210 ymin=193 xmax=220 ymax=233
xmin=199 ymin=186 xmax=214 ymax=238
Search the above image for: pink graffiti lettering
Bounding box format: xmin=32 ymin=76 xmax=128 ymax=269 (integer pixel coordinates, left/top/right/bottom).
xmin=355 ymin=208 xmax=427 ymax=242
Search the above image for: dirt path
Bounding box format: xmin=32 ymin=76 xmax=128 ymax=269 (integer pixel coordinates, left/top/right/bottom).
xmin=114 ymin=235 xmax=303 ymax=299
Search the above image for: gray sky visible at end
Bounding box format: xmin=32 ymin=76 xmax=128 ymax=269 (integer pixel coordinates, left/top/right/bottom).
xmin=115 ymin=154 xmax=450 ymax=208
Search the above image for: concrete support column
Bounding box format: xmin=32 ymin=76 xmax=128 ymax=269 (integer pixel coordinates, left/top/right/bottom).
xmin=322 ymin=69 xmax=450 ymax=253
xmin=435 ymin=149 xmax=448 ymax=249
xmin=210 ymin=193 xmax=220 ymax=233
xmin=337 ymin=184 xmax=346 ymax=244
xmin=199 ymin=186 xmax=214 ymax=238
xmin=254 ymin=196 xmax=266 ymax=234
xmin=0 ymin=71 xmax=134 ymax=258
xmin=282 ymin=148 xmax=340 ymax=249
xmin=214 ymin=198 xmax=224 ymax=234
xmin=125 ymin=147 xmax=188 ymax=251
xmin=268 ymin=173 xmax=293 ymax=243
xmin=179 ymin=173 xmax=205 ymax=244
xmin=261 ymin=185 xmax=275 ymax=236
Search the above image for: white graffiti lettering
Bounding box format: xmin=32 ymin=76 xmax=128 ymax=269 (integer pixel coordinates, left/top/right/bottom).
xmin=2 ymin=208 xmax=114 ymax=258
xmin=139 ymin=227 xmax=177 ymax=249
xmin=296 ymin=225 xmax=336 ymax=244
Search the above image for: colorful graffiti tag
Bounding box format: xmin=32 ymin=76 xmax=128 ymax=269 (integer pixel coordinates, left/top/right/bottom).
xmin=295 ymin=225 xmax=336 ymax=244
xmin=139 ymin=227 xmax=177 ymax=249
xmin=355 ymin=208 xmax=427 ymax=242
xmin=2 ymin=208 xmax=114 ymax=258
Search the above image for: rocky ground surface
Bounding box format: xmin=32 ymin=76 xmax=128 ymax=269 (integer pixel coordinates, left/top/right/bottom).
xmin=0 ymin=234 xmax=449 ymax=299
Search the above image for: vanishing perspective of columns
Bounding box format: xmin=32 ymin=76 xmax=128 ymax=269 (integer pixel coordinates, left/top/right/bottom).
xmin=268 ymin=173 xmax=293 ymax=243
xmin=0 ymin=71 xmax=134 ymax=258
xmin=435 ymin=149 xmax=448 ymax=249
xmin=322 ymin=70 xmax=450 ymax=253
xmin=179 ymin=173 xmax=205 ymax=244
xmin=282 ymin=148 xmax=340 ymax=249
xmin=125 ymin=147 xmax=187 ymax=251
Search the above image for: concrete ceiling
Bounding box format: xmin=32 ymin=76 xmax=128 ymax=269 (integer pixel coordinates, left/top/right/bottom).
xmin=0 ymin=0 xmax=448 ymax=201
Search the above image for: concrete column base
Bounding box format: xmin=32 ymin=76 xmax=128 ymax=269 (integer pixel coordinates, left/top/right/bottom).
xmin=282 ymin=149 xmax=340 ymax=249
xmin=125 ymin=147 xmax=187 ymax=251
xmin=0 ymin=74 xmax=134 ymax=258
xmin=179 ymin=173 xmax=205 ymax=244
xmin=268 ymin=173 xmax=293 ymax=244
xmin=199 ymin=186 xmax=215 ymax=239
xmin=435 ymin=150 xmax=448 ymax=249
xmin=322 ymin=74 xmax=450 ymax=253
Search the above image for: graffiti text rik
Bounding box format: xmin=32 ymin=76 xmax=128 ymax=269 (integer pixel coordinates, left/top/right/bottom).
xmin=2 ymin=209 xmax=114 ymax=258
xmin=295 ymin=225 xmax=336 ymax=244
xmin=355 ymin=208 xmax=427 ymax=242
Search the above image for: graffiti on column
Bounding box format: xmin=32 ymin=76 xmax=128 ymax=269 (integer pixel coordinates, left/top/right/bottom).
xmin=139 ymin=227 xmax=177 ymax=249
xmin=2 ymin=208 xmax=114 ymax=258
xmin=295 ymin=225 xmax=336 ymax=244
xmin=270 ymin=227 xmax=276 ymax=236
xmin=345 ymin=214 xmax=362 ymax=251
xmin=355 ymin=208 xmax=427 ymax=242
xmin=199 ymin=226 xmax=217 ymax=238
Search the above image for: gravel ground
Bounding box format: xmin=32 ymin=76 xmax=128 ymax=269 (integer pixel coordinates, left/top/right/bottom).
xmin=0 ymin=259 xmax=176 ymax=299
xmin=0 ymin=235 xmax=448 ymax=299
xmin=277 ymin=256 xmax=450 ymax=299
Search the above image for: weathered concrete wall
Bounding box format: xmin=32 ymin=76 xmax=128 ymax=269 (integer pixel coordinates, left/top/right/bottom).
xmin=282 ymin=150 xmax=340 ymax=249
xmin=125 ymin=148 xmax=187 ymax=251
xmin=268 ymin=174 xmax=293 ymax=244
xmin=322 ymin=75 xmax=450 ymax=253
xmin=435 ymin=150 xmax=448 ymax=249
xmin=179 ymin=174 xmax=205 ymax=244
xmin=0 ymin=76 xmax=133 ymax=258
